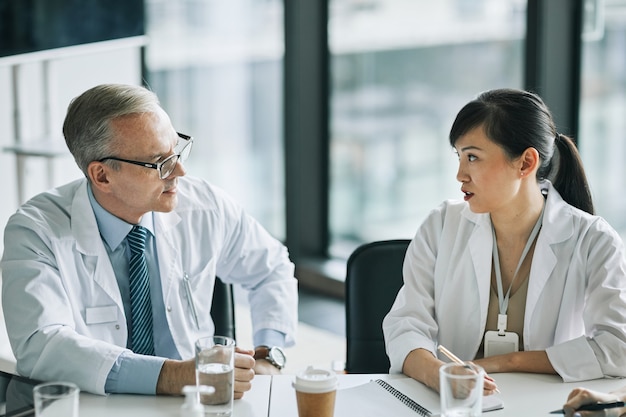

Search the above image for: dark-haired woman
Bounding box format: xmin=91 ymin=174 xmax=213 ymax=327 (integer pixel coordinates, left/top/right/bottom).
xmin=383 ymin=88 xmax=626 ymax=395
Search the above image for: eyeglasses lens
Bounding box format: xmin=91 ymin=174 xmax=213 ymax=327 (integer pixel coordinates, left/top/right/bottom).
xmin=160 ymin=140 xmax=192 ymax=179
xmin=160 ymin=158 xmax=176 ymax=179
xmin=179 ymin=140 xmax=192 ymax=163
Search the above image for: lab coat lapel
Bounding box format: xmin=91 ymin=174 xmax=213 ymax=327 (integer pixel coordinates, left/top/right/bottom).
xmin=71 ymin=181 xmax=124 ymax=309
xmin=525 ymin=183 xmax=573 ymax=339
xmin=467 ymin=209 xmax=493 ymax=330
xmin=153 ymin=211 xmax=183 ymax=302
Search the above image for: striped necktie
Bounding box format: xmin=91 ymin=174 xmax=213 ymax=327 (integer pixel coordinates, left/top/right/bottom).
xmin=127 ymin=225 xmax=155 ymax=355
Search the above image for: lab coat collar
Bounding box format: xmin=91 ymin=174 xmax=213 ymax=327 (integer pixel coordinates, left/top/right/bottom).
xmin=70 ymin=179 xmax=125 ymax=310
xmin=524 ymin=180 xmax=574 ymax=343
xmin=71 ymin=180 xmax=104 ymax=256
xmin=539 ymin=180 xmax=575 ymax=245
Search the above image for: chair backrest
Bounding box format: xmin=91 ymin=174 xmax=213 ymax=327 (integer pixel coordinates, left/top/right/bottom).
xmin=211 ymin=277 xmax=236 ymax=340
xmin=0 ymin=370 xmax=9 ymax=404
xmin=345 ymin=239 xmax=410 ymax=373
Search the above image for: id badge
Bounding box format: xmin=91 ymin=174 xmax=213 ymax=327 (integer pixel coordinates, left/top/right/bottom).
xmin=483 ymin=330 xmax=519 ymax=357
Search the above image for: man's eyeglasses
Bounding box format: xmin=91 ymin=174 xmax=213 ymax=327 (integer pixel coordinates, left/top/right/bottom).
xmin=98 ymin=132 xmax=193 ymax=179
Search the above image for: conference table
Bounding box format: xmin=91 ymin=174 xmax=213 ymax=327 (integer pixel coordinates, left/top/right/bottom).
xmin=269 ymin=373 xmax=626 ymax=417
xmin=80 ymin=376 xmax=271 ymax=417
xmin=3 ymin=372 xmax=625 ymax=416
xmin=2 ymin=376 xmax=272 ymax=417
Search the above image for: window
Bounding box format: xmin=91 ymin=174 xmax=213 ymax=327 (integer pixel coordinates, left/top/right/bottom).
xmin=579 ymin=0 xmax=626 ymax=238
xmin=144 ymin=0 xmax=285 ymax=238
xmin=329 ymin=0 xmax=527 ymax=256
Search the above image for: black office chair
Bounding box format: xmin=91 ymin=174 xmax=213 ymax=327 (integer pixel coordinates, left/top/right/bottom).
xmin=345 ymin=239 xmax=411 ymax=373
xmin=211 ymin=277 xmax=236 ymax=340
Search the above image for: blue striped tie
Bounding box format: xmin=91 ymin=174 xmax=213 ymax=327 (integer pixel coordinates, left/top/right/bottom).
xmin=127 ymin=225 xmax=155 ymax=355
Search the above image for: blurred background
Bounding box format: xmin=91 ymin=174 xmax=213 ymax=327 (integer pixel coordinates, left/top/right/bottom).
xmin=1 ymin=0 xmax=625 ymax=368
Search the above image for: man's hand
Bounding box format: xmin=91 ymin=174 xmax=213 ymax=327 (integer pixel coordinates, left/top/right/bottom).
xmin=156 ymin=359 xmax=195 ymax=395
xmin=234 ymin=347 xmax=256 ymax=399
xmin=155 ymin=347 xmax=256 ymax=399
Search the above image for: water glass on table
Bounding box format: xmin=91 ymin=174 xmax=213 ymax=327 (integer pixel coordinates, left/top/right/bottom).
xmin=439 ymin=362 xmax=484 ymax=417
xmin=33 ymin=381 xmax=79 ymax=417
xmin=195 ymin=335 xmax=235 ymax=417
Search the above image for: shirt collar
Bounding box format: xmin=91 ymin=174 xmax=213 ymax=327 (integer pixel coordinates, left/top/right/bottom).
xmin=87 ymin=184 xmax=155 ymax=251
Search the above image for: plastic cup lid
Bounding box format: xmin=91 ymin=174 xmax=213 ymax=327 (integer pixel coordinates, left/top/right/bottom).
xmin=292 ymin=366 xmax=338 ymax=393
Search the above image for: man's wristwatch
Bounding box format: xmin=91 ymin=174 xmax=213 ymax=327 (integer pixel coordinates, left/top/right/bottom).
xmin=254 ymin=345 xmax=286 ymax=370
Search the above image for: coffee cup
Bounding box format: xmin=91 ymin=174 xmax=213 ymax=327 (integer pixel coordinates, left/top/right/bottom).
xmin=292 ymin=366 xmax=338 ymax=417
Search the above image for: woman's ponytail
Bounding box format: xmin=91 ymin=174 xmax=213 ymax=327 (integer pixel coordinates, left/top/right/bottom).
xmin=548 ymin=133 xmax=595 ymax=215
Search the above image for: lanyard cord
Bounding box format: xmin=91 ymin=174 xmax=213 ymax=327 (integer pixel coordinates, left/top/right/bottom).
xmin=491 ymin=203 xmax=545 ymax=327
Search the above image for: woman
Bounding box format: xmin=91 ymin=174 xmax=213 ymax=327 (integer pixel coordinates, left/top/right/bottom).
xmin=382 ymin=88 xmax=626 ymax=394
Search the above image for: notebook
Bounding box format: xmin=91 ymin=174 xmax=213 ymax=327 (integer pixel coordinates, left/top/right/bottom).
xmin=335 ymin=377 xmax=504 ymax=417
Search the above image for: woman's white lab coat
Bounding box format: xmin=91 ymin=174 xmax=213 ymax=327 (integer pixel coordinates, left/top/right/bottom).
xmin=383 ymin=181 xmax=626 ymax=382
xmin=1 ymin=176 xmax=297 ymax=394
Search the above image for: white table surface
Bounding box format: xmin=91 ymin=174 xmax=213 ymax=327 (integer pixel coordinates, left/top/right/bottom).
xmin=79 ymin=375 xmax=271 ymax=417
xmin=487 ymin=373 xmax=624 ymax=416
xmin=6 ymin=372 xmax=624 ymax=417
xmin=269 ymin=373 xmax=626 ymax=417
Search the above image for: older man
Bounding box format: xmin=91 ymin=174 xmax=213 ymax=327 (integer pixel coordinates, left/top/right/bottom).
xmin=1 ymin=84 xmax=298 ymax=396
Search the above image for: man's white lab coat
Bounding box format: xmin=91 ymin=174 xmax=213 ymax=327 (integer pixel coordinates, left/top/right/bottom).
xmin=1 ymin=176 xmax=298 ymax=394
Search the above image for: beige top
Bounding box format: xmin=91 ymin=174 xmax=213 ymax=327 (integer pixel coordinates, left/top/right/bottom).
xmin=476 ymin=241 xmax=535 ymax=358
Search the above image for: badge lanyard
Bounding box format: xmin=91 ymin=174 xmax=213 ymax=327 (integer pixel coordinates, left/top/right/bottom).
xmin=491 ymin=204 xmax=545 ymax=335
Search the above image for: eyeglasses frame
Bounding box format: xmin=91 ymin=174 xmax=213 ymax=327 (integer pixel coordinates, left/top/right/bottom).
xmin=98 ymin=132 xmax=193 ymax=179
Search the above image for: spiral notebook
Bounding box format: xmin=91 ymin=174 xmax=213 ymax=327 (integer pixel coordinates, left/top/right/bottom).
xmin=335 ymin=377 xmax=504 ymax=417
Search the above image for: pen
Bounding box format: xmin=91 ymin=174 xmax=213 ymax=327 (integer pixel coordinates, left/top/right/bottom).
xmin=438 ymin=345 xmax=465 ymax=366
xmin=437 ymin=345 xmax=501 ymax=394
xmin=549 ymin=401 xmax=625 ymax=414
xmin=183 ymin=273 xmax=200 ymax=329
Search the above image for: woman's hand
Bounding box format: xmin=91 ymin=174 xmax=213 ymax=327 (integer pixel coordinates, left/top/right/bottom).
xmin=562 ymin=387 xmax=626 ymax=417
xmin=402 ymin=348 xmax=445 ymax=392
xmin=403 ymin=348 xmax=499 ymax=395
xmin=482 ymin=373 xmax=499 ymax=395
xmin=473 ymin=350 xmax=555 ymax=375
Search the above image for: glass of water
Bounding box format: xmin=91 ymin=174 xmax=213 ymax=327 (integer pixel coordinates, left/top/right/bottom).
xmin=33 ymin=381 xmax=79 ymax=417
xmin=195 ymin=335 xmax=235 ymax=417
xmin=439 ymin=362 xmax=484 ymax=417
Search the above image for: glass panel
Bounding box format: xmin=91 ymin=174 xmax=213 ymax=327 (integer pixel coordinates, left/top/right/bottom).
xmin=329 ymin=0 xmax=527 ymax=257
xmin=144 ymin=0 xmax=285 ymax=239
xmin=579 ymin=0 xmax=626 ymax=239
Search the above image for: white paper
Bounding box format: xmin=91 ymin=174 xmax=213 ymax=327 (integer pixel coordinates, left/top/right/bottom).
xmin=334 ymin=378 xmax=503 ymax=417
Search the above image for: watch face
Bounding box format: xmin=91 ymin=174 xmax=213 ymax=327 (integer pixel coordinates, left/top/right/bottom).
xmin=269 ymin=347 xmax=286 ymax=367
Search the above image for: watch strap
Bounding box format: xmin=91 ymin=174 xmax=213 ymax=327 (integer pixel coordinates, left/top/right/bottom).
xmin=254 ymin=345 xmax=285 ymax=369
